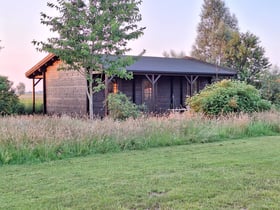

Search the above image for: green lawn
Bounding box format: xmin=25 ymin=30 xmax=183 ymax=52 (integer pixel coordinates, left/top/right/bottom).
xmin=1 ymin=136 xmax=280 ymax=209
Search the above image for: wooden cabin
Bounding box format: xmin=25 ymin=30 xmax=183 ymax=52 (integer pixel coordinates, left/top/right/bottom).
xmin=25 ymin=54 xmax=236 ymax=116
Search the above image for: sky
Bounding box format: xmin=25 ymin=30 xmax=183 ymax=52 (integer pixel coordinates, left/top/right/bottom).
xmin=0 ymin=0 xmax=280 ymax=91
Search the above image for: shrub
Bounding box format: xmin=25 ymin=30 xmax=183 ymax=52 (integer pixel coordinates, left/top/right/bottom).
xmin=107 ymin=92 xmax=141 ymax=120
xmin=260 ymin=67 xmax=280 ymax=108
xmin=0 ymin=76 xmax=24 ymax=115
xmin=187 ymin=79 xmax=271 ymax=116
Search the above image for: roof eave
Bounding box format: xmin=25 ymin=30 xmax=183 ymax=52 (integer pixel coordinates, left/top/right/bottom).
xmin=25 ymin=53 xmax=58 ymax=79
xmin=129 ymin=70 xmax=236 ymax=76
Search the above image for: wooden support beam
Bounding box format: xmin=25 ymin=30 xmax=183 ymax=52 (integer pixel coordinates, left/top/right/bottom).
xmin=32 ymin=79 xmax=35 ymax=113
xmin=32 ymin=78 xmax=42 ymax=113
xmin=180 ymin=77 xmax=183 ymax=107
xmin=170 ymin=77 xmax=174 ymax=109
xmin=132 ymin=79 xmax=136 ymax=103
xmin=43 ymin=71 xmax=47 ymax=114
xmin=145 ymin=74 xmax=161 ymax=111
xmin=145 ymin=74 xmax=161 ymax=85
xmin=184 ymin=75 xmax=199 ymax=96
xmin=107 ymin=76 xmax=115 ymax=83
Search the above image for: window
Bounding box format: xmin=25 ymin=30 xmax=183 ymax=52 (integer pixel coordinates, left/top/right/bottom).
xmin=112 ymin=82 xmax=118 ymax=94
xmin=143 ymin=80 xmax=152 ymax=101
xmin=109 ymin=79 xmax=118 ymax=94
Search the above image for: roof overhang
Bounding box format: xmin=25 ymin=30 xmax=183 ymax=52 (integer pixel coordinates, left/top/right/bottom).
xmin=25 ymin=53 xmax=58 ymax=79
xmin=25 ymin=54 xmax=237 ymax=79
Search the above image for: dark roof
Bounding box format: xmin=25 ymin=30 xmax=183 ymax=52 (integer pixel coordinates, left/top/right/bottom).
xmin=26 ymin=54 xmax=236 ymax=79
xmin=127 ymin=56 xmax=236 ymax=76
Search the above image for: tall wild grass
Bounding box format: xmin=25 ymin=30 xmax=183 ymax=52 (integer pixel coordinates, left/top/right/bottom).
xmin=0 ymin=111 xmax=280 ymax=165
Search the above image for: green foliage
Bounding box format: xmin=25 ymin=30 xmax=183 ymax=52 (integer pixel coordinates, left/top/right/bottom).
xmin=187 ymin=80 xmax=271 ymax=115
xmin=260 ymin=66 xmax=280 ymax=108
xmin=225 ymin=31 xmax=270 ymax=85
xmin=191 ymin=0 xmax=238 ymax=64
xmin=33 ymin=0 xmax=145 ymax=119
xmin=0 ymin=76 xmax=24 ymax=115
xmin=107 ymin=92 xmax=141 ymax=120
xmin=192 ymin=0 xmax=270 ymax=86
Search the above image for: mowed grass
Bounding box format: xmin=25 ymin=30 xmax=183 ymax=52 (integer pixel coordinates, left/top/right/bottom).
xmin=1 ymin=136 xmax=280 ymax=209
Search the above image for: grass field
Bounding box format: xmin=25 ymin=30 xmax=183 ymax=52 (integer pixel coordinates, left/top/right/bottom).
xmin=1 ymin=136 xmax=280 ymax=209
xmin=19 ymin=93 xmax=43 ymax=114
xmin=1 ymin=111 xmax=280 ymax=165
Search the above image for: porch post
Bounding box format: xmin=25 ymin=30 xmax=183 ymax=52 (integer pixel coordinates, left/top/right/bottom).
xmin=43 ymin=71 xmax=47 ymax=114
xmin=145 ymin=74 xmax=161 ymax=111
xmin=185 ymin=75 xmax=199 ymax=96
xmin=32 ymin=79 xmax=35 ymax=113
xmin=180 ymin=77 xmax=183 ymax=107
xmin=31 ymin=78 xmax=42 ymax=114
xmin=170 ymin=77 xmax=174 ymax=109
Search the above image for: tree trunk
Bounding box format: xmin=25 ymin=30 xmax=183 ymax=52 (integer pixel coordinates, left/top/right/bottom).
xmin=87 ymin=70 xmax=94 ymax=120
xmin=104 ymin=74 xmax=109 ymax=117
xmin=87 ymin=81 xmax=94 ymax=120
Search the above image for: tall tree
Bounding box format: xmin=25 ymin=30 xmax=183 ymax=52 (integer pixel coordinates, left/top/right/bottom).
xmin=224 ymin=31 xmax=270 ymax=85
xmin=191 ymin=0 xmax=238 ymax=65
xmin=33 ymin=0 xmax=145 ymax=119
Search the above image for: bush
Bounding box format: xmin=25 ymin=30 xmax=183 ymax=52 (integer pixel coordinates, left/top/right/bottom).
xmin=0 ymin=76 xmax=24 ymax=115
xmin=260 ymin=67 xmax=280 ymax=108
xmin=107 ymin=92 xmax=141 ymax=120
xmin=187 ymin=79 xmax=271 ymax=116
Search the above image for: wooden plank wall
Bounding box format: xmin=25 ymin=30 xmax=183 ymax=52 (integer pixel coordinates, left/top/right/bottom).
xmin=45 ymin=66 xmax=212 ymax=116
xmin=45 ymin=61 xmax=88 ymax=115
xmin=92 ymin=89 xmax=105 ymax=116
xmin=114 ymin=75 xmax=212 ymax=113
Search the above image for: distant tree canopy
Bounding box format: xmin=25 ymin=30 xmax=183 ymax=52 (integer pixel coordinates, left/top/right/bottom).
xmin=0 ymin=40 xmax=3 ymax=51
xmin=16 ymin=82 xmax=26 ymax=96
xmin=191 ymin=0 xmax=270 ymax=86
xmin=33 ymin=0 xmax=145 ymax=119
xmin=163 ymin=50 xmax=186 ymax=58
xmin=0 ymin=76 xmax=23 ymax=115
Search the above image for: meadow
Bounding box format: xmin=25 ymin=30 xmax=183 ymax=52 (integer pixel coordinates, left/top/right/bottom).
xmin=1 ymin=109 xmax=280 ymax=209
xmin=1 ymin=136 xmax=280 ymax=209
xmin=0 ymin=111 xmax=279 ymax=165
xmin=19 ymin=92 xmax=43 ymax=114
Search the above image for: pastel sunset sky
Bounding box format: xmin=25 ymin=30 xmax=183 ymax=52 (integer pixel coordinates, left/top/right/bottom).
xmin=0 ymin=0 xmax=279 ymax=91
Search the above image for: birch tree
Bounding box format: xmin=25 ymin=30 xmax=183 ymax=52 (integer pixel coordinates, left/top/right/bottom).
xmin=33 ymin=0 xmax=145 ymax=119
